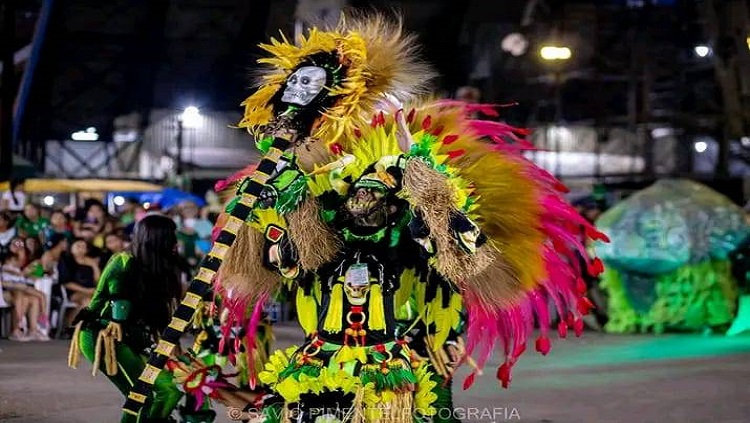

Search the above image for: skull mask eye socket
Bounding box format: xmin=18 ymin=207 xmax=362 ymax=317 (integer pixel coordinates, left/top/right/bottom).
xmin=281 ymin=66 xmax=327 ymax=106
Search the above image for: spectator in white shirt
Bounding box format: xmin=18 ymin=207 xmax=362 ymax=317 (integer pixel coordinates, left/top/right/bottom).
xmin=1 ymin=181 xmax=27 ymax=217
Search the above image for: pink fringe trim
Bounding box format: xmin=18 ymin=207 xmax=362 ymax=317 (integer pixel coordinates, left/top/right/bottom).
xmin=449 ymin=101 xmax=607 ymax=390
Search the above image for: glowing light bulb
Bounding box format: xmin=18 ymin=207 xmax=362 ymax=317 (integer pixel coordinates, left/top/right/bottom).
xmin=694 ymin=45 xmax=711 ymax=58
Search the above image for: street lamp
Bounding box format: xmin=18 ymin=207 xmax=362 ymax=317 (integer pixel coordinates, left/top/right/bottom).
xmin=501 ymin=33 xmax=529 ymax=57
xmin=181 ymin=106 xmax=203 ymax=128
xmin=176 ymin=106 xmax=202 ymax=179
xmin=694 ymin=45 xmax=711 ymax=58
xmin=539 ymin=44 xmax=572 ymax=177
xmin=71 ymin=127 xmax=99 ymax=141
xmin=540 ymin=45 xmax=572 ymax=61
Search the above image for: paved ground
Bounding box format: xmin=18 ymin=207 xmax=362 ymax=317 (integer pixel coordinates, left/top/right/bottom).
xmin=1 ymin=325 xmax=749 ymax=423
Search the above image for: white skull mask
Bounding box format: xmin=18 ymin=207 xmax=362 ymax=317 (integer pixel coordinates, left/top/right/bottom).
xmin=281 ymin=66 xmax=327 ymax=106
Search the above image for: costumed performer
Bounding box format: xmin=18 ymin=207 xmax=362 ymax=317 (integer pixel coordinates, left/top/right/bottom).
xmin=163 ymin=12 xmax=606 ymax=423
xmin=68 ymin=214 xmax=185 ymax=423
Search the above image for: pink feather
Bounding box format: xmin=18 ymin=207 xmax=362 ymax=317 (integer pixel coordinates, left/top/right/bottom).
xmin=446 ymin=99 xmax=606 ymax=390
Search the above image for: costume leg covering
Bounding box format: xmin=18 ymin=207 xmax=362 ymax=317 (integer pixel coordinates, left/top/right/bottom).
xmin=430 ymin=373 xmax=460 ymax=423
xmin=79 ymin=329 xmax=182 ymax=422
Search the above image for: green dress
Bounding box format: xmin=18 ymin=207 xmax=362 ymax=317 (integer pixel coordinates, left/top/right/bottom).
xmin=75 ymin=253 xmax=182 ymax=423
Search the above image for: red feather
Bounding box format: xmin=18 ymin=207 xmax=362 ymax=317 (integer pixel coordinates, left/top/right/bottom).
xmin=496 ymin=363 xmax=511 ymax=388
xmin=535 ymin=335 xmax=551 ymax=356
xmin=554 ymin=181 xmax=570 ymax=193
xmin=462 ymin=373 xmax=476 ymax=390
xmin=406 ymin=108 xmax=415 ymax=123
xmin=577 ymin=296 xmax=595 ymax=315
xmin=447 ymin=149 xmax=465 ymax=159
xmin=442 ymin=134 xmax=459 ymax=144
xmin=588 ymin=258 xmax=605 ymax=276
xmin=421 ymin=115 xmax=432 ymax=130
xmin=329 ymin=143 xmax=343 ymax=155
xmin=586 ymin=226 xmax=609 ymax=242
xmin=574 ymin=318 xmax=585 ymax=337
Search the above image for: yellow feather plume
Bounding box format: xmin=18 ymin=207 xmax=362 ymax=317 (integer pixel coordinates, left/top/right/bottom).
xmin=238 ymin=12 xmax=434 ymax=147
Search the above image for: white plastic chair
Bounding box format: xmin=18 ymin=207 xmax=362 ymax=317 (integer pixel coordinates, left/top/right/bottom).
xmin=34 ymin=276 xmax=54 ymax=319
xmin=54 ymin=287 xmax=80 ymax=339
xmin=0 ymin=283 xmax=11 ymax=338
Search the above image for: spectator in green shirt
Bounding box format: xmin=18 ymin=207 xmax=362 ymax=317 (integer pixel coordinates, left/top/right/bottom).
xmin=118 ymin=197 xmax=141 ymax=227
xmin=16 ymin=203 xmax=49 ymax=239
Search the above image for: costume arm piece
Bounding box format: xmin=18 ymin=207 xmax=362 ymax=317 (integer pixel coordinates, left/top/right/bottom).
xmin=402 ymin=158 xmax=493 ymax=283
xmin=102 ymin=253 xmax=133 ymax=321
xmin=353 ymin=102 xmax=609 ymax=391
xmin=242 ymin=158 xmax=340 ymax=279
xmin=217 ymin=207 xmax=280 ymax=303
xmin=396 ymin=284 xmax=468 ymax=379
xmin=111 ymin=300 xmax=132 ymax=322
xmin=261 ymin=222 xmax=301 ymax=280
xmin=68 ymin=253 xmax=131 ymax=377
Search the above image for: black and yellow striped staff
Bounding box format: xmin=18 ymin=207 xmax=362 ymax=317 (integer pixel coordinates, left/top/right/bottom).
xmin=122 ymin=133 xmax=292 ymax=416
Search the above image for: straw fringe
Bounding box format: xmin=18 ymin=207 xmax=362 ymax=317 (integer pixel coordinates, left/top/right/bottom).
xmin=402 ymin=159 xmax=491 ymax=282
xmin=220 ymin=226 xmax=279 ymax=302
xmin=67 ymin=321 xmax=83 ymax=370
xmin=287 ymin=197 xmax=341 ymax=270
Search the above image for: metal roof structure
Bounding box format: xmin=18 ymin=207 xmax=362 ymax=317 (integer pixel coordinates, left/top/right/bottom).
xmin=3 ymin=0 xmax=749 ymax=180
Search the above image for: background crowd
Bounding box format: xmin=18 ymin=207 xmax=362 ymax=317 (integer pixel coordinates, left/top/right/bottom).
xmin=0 ymin=184 xmax=217 ymax=342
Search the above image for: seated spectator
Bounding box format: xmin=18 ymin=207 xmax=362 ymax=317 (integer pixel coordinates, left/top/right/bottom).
xmin=15 ymin=203 xmax=49 ymax=239
xmin=23 ymin=235 xmax=49 ymax=299
xmin=25 ymin=236 xmax=44 ymax=269
xmin=42 ymin=233 xmax=68 ymax=276
xmin=175 ymin=201 xmax=211 ymax=269
xmin=101 ymin=230 xmax=126 ymax=265
xmin=0 ymin=211 xmax=16 ymax=260
xmin=0 ymin=237 xmax=49 ymax=341
xmin=44 ymin=210 xmax=73 ymax=244
xmin=118 ymin=197 xmax=142 ymax=228
xmin=57 ymin=238 xmax=101 ymax=325
xmin=0 ymin=180 xmax=26 ymax=219
xmin=74 ymin=200 xmax=113 ymax=250
xmin=195 ymin=205 xmax=214 ymax=239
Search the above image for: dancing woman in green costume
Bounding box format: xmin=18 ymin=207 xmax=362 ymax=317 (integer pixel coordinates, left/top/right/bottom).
xmin=68 ymin=214 xmax=184 ymax=423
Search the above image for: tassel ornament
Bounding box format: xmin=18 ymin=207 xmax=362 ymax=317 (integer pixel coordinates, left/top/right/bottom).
xmin=323 ymin=284 xmax=345 ymax=333
xmin=368 ymin=284 xmax=387 ymax=331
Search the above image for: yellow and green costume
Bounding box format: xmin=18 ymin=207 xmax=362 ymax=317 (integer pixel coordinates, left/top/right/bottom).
xmin=129 ymin=12 xmax=606 ymax=423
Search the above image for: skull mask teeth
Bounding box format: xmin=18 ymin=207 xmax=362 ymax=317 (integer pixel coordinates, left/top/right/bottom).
xmin=344 ymin=281 xmax=370 ymax=305
xmin=281 ymin=66 xmax=327 ymax=106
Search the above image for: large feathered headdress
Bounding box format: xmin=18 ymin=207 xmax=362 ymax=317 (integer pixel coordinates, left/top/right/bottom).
xmin=237 ymin=12 xmax=435 ymax=147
